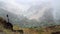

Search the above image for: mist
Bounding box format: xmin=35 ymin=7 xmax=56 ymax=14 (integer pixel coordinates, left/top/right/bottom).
xmin=0 ymin=0 xmax=52 ymax=18
xmin=0 ymin=0 xmax=60 ymax=27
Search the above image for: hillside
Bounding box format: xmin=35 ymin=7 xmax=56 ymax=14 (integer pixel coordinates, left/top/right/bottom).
xmin=0 ymin=17 xmax=39 ymax=34
xmin=0 ymin=17 xmax=60 ymax=34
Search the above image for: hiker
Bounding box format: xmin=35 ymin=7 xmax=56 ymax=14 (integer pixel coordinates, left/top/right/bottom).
xmin=4 ymin=14 xmax=13 ymax=30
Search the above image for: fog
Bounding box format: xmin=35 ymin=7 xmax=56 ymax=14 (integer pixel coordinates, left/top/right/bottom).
xmin=0 ymin=0 xmax=51 ymax=18
xmin=0 ymin=0 xmax=60 ymax=27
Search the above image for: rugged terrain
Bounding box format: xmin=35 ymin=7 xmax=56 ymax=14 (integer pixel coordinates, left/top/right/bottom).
xmin=0 ymin=17 xmax=60 ymax=34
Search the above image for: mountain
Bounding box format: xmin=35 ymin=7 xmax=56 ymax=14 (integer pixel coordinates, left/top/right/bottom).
xmin=0 ymin=0 xmax=56 ymax=27
xmin=0 ymin=8 xmax=23 ymax=24
xmin=28 ymin=2 xmax=51 ymax=20
xmin=0 ymin=8 xmax=41 ymax=28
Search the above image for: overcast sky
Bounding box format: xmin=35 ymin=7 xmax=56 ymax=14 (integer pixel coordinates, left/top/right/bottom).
xmin=0 ymin=0 xmax=60 ymax=19
xmin=0 ymin=0 xmax=50 ymax=10
xmin=0 ymin=0 xmax=51 ymax=14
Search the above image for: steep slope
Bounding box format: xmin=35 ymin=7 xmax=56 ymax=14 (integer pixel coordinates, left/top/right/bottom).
xmin=0 ymin=8 xmax=26 ymax=27
xmin=27 ymin=2 xmax=52 ymax=20
xmin=0 ymin=8 xmax=40 ymax=27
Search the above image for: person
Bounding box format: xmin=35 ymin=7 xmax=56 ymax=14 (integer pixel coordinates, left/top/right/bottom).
xmin=7 ymin=14 xmax=9 ymax=22
xmin=4 ymin=14 xmax=13 ymax=31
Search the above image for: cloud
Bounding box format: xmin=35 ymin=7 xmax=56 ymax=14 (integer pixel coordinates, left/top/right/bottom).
xmin=0 ymin=0 xmax=30 ymax=14
xmin=0 ymin=0 xmax=54 ymax=19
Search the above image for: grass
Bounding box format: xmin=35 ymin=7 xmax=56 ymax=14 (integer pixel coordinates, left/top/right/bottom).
xmin=1 ymin=24 xmax=60 ymax=34
xmin=0 ymin=17 xmax=60 ymax=34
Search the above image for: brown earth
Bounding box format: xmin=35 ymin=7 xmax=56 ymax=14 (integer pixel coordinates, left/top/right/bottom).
xmin=0 ymin=17 xmax=60 ymax=34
